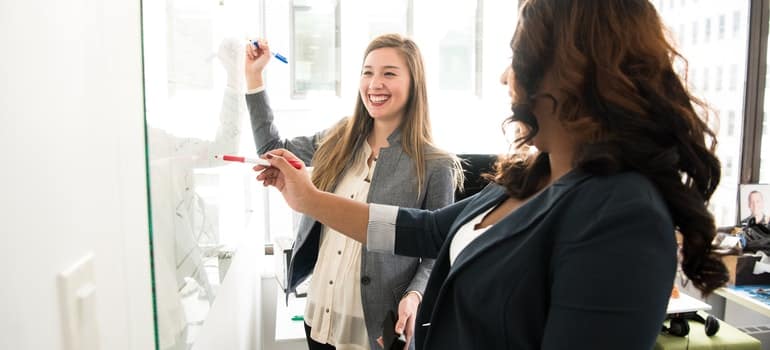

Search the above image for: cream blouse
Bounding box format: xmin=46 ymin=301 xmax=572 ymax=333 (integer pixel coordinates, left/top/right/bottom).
xmin=305 ymin=142 xmax=375 ymax=349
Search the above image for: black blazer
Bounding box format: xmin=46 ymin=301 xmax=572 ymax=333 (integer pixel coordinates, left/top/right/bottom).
xmin=392 ymin=170 xmax=677 ymax=349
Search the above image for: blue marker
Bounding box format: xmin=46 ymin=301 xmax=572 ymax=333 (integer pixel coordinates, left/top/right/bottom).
xmin=251 ymin=41 xmax=288 ymax=64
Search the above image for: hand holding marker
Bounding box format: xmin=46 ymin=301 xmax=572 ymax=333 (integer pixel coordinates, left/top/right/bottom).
xmin=216 ymin=154 xmax=303 ymax=169
xmin=251 ymin=40 xmax=288 ymax=64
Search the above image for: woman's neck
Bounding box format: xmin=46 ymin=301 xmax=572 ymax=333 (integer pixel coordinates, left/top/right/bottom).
xmin=368 ymin=119 xmax=400 ymax=150
xmin=547 ymin=150 xmax=574 ymax=185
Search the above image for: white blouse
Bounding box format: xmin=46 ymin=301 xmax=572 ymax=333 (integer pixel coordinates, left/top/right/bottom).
xmin=449 ymin=206 xmax=495 ymax=266
xmin=304 ymin=143 xmax=375 ymax=349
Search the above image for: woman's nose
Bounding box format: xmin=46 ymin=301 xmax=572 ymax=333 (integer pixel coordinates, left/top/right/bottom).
xmin=369 ymin=77 xmax=384 ymax=89
xmin=500 ymin=66 xmax=511 ymax=85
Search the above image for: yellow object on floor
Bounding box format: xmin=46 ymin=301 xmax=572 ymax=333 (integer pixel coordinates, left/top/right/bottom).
xmin=655 ymin=313 xmax=761 ymax=350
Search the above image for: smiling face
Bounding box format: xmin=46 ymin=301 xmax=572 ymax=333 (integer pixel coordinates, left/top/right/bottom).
xmin=749 ymin=191 xmax=765 ymax=217
xmin=359 ymin=47 xmax=411 ymax=124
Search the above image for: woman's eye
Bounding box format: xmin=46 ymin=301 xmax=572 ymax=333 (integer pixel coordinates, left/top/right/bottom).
xmin=385 ymin=72 xmax=396 ymax=77
xmin=362 ymin=71 xmax=373 ymax=76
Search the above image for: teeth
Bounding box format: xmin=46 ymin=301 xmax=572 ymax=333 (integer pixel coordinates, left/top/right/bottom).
xmin=369 ymin=95 xmax=389 ymax=103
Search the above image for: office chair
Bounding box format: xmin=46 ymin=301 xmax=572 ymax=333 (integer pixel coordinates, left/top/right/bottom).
xmin=455 ymin=154 xmax=498 ymax=201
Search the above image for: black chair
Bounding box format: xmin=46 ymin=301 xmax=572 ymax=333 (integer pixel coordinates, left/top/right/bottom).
xmin=455 ymin=154 xmax=498 ymax=201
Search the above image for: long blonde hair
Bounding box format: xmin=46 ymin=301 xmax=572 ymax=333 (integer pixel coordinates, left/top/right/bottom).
xmin=311 ymin=33 xmax=461 ymax=193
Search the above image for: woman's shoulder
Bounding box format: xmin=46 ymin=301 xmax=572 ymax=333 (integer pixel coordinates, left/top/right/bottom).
xmin=574 ymin=171 xmax=669 ymax=215
xmin=582 ymin=171 xmax=658 ymax=195
xmin=421 ymin=145 xmax=457 ymax=165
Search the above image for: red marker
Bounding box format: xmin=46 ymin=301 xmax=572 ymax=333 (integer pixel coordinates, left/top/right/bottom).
xmin=217 ymin=154 xmax=303 ymax=169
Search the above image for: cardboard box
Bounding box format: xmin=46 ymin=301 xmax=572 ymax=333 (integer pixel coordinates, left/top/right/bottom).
xmin=722 ymin=254 xmax=770 ymax=286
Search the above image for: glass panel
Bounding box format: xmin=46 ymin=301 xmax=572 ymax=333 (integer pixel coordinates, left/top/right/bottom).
xmin=292 ymin=1 xmax=339 ymax=97
xmin=142 ymin=0 xmax=259 ymax=348
xmin=655 ymin=1 xmax=751 ymax=226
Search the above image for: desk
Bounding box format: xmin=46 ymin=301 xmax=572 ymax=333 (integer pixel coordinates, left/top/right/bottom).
xmin=667 ymin=293 xmax=711 ymax=314
xmin=714 ymin=285 xmax=770 ymax=318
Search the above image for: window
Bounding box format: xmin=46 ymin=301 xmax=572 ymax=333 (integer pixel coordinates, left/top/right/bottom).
xmin=362 ymin=0 xmax=411 ymax=37
xmin=727 ymin=110 xmax=736 ymax=136
xmin=704 ymin=18 xmax=711 ymax=42
xmin=435 ymin=1 xmax=481 ymax=94
xmin=718 ymin=14 xmax=725 ymax=40
xmin=715 ymin=66 xmax=723 ymax=91
xmin=765 ymin=112 xmax=769 ymax=136
xmin=729 ymin=64 xmax=738 ymax=91
xmin=692 ymin=21 xmax=698 ymax=44
xmin=658 ymin=1 xmax=750 ymax=226
xmin=690 ymin=67 xmax=697 ymax=90
xmin=291 ymin=0 xmax=340 ymax=98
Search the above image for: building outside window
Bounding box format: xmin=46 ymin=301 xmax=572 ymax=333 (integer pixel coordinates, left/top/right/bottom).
xmin=716 ymin=66 xmax=723 ymax=91
xmin=656 ymin=1 xmax=750 ymax=226
xmin=727 ymin=110 xmax=736 ymax=137
xmin=705 ymin=18 xmax=711 ymax=42
xmin=718 ymin=14 xmax=725 ymax=40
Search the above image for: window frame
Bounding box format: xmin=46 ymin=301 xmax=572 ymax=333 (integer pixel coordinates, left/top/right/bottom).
xmin=739 ymin=0 xmax=769 ymax=184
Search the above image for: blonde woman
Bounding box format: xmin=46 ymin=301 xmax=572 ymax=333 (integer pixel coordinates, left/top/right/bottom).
xmin=245 ymin=34 xmax=461 ymax=350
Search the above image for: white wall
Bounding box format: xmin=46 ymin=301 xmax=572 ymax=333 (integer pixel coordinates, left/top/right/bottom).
xmin=0 ymin=0 xmax=154 ymax=349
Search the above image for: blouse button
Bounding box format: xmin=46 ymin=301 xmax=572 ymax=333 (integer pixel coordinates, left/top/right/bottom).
xmin=361 ymin=276 xmax=371 ymax=285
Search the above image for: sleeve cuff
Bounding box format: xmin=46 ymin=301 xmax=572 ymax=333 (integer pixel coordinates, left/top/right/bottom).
xmin=246 ymin=86 xmax=265 ymax=94
xmin=366 ymin=204 xmax=399 ymax=254
xmin=403 ymin=290 xmax=423 ymax=303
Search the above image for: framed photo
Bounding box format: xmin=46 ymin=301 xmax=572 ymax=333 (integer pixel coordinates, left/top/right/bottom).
xmin=738 ymin=184 xmax=770 ymax=226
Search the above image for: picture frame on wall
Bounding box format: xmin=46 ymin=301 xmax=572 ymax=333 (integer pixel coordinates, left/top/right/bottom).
xmin=738 ymin=184 xmax=770 ymax=227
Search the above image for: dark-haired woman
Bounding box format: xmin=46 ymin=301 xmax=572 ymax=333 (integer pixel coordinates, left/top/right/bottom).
xmin=254 ymin=0 xmax=728 ymax=349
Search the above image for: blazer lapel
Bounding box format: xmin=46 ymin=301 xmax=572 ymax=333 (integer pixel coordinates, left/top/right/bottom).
xmin=446 ymin=170 xmax=591 ymax=280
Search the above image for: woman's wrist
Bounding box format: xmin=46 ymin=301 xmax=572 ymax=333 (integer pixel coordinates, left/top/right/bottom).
xmin=403 ymin=290 xmax=423 ymax=304
xmin=303 ymin=187 xmax=326 ymax=216
xmin=246 ymin=75 xmax=264 ymax=90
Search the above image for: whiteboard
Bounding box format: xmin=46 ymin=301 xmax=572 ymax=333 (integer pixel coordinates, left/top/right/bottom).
xmin=142 ymin=0 xmax=259 ymax=348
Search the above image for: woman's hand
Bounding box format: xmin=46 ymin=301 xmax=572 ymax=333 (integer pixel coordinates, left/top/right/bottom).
xmin=396 ymin=291 xmax=420 ymax=349
xmin=255 ymin=149 xmax=317 ymax=214
xmin=244 ymin=38 xmax=271 ymax=89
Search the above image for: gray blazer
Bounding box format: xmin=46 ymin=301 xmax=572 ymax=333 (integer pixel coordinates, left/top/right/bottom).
xmin=246 ymin=91 xmax=456 ymax=349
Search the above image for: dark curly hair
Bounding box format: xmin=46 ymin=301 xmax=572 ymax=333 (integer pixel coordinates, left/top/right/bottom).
xmin=488 ymin=0 xmax=728 ymax=295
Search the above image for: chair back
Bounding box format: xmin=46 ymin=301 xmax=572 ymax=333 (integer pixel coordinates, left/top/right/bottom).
xmin=456 ymin=154 xmax=498 ymax=201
